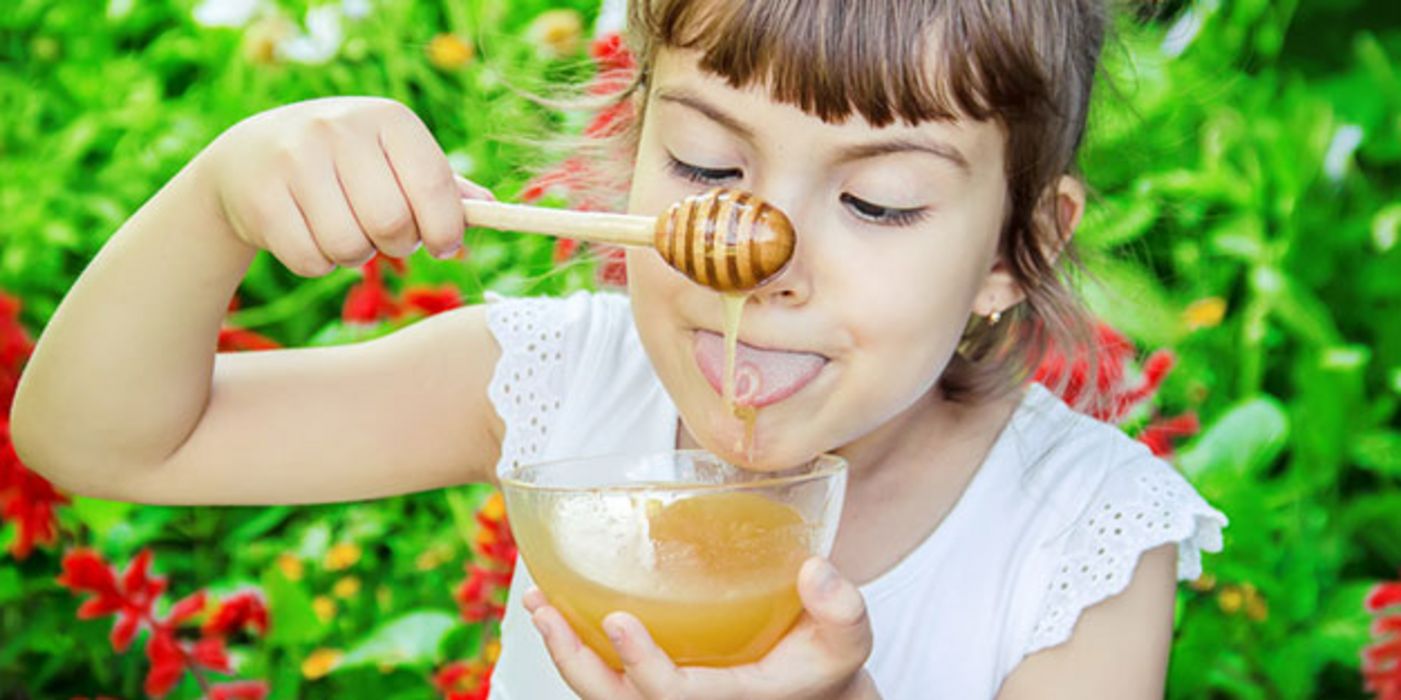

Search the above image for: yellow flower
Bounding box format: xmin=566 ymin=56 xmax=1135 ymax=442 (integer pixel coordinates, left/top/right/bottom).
xmin=484 ymin=637 xmax=502 ymax=664
xmin=313 ymin=595 xmax=337 ymax=623
xmin=302 ymin=648 xmax=342 ymax=680
xmin=325 ymin=543 xmax=362 ymax=571
xmin=527 ymin=9 xmax=583 ymax=59
xmin=1189 ymin=572 xmax=1216 ymax=592
xmin=427 ymin=33 xmax=474 ymax=70
xmin=1182 ymin=297 xmax=1227 ymax=331
xmin=1245 ymin=594 xmax=1269 ymax=622
xmin=481 ymin=491 xmax=506 ymax=521
xmin=333 ymin=575 xmax=362 ymax=599
xmin=242 ymin=16 xmax=294 ymax=65
xmin=277 ymin=553 xmax=304 ymax=581
xmin=1217 ymin=585 xmax=1243 ymax=615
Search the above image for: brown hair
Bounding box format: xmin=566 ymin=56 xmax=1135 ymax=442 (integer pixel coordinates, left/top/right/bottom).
xmin=577 ymin=0 xmax=1108 ymax=403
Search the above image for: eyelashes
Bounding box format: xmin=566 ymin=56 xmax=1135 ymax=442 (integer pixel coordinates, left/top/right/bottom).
xmin=665 ymin=153 xmax=930 ymax=228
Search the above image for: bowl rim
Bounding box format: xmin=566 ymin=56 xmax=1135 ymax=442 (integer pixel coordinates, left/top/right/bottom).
xmin=498 ymin=449 xmax=847 ymax=494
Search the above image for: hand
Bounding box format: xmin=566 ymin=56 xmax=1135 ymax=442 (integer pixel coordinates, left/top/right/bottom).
xmin=525 ymin=557 xmax=879 ymax=700
xmin=194 ymin=96 xmax=495 ymax=276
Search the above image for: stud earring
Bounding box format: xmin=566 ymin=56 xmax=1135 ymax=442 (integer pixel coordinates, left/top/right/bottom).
xmin=988 ymin=309 xmax=1003 ymax=326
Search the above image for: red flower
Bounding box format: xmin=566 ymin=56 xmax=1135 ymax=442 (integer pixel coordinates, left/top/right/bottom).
xmin=596 ymin=247 xmax=628 ymax=288
xmin=58 ymin=549 xmax=270 ymax=697
xmin=590 ymin=32 xmax=635 ymax=74
xmin=343 ymin=254 xmax=406 ymax=324
xmin=401 ymin=285 xmax=464 ymax=317
xmin=0 ymin=429 xmax=68 ymax=558
xmin=1032 ymin=320 xmax=1197 ymax=456
xmin=1366 ymin=577 xmax=1401 ymax=700
xmin=1137 ymin=412 xmax=1201 ymax=458
xmin=218 ymin=326 xmax=281 ymax=352
xmin=454 ymin=493 xmax=516 ymax=624
xmin=203 ymin=590 xmax=271 ymax=638
xmin=209 ymin=681 xmax=271 ymax=700
xmin=1 ymin=292 xmax=33 ymax=410
xmin=433 ymin=660 xmax=493 ymax=700
xmin=0 ymin=292 xmax=67 ymax=559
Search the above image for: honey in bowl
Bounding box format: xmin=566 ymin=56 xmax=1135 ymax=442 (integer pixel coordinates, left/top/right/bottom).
xmin=500 ymin=451 xmax=847 ymax=669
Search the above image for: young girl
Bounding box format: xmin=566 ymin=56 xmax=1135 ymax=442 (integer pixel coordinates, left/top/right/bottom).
xmin=12 ymin=1 xmax=1226 ymax=698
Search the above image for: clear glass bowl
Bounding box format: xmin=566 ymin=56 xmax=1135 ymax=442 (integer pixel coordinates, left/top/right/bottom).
xmin=500 ymin=450 xmax=847 ymax=669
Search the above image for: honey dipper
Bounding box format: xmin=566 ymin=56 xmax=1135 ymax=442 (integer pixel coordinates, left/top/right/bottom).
xmin=461 ymin=188 xmax=795 ymax=292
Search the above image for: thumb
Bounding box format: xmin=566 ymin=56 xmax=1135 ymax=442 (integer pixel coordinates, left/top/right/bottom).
xmin=797 ymin=557 xmax=873 ymax=663
xmin=455 ymin=174 xmax=496 ymax=201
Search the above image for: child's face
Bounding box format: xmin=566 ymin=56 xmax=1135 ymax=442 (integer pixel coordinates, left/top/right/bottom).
xmin=626 ymin=49 xmax=1016 ymax=470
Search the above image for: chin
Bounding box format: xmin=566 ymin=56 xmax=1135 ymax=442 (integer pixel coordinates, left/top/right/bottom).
xmin=682 ymin=404 xmax=826 ymax=473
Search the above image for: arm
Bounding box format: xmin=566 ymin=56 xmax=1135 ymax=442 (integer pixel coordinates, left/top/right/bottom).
xmin=996 ymin=544 xmax=1178 ymax=700
xmin=11 ymin=98 xmax=506 ymax=505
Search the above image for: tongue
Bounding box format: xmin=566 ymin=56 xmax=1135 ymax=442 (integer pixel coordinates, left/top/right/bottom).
xmin=695 ymin=331 xmax=826 ymax=408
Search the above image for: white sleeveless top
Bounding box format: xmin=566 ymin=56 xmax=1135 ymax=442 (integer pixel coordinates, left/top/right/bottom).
xmin=484 ymin=292 xmax=1227 ymax=700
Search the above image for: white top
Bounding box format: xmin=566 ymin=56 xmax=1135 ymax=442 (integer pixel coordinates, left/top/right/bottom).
xmin=485 ymin=292 xmax=1227 ymax=700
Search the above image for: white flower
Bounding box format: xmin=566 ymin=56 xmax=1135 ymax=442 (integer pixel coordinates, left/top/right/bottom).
xmin=277 ymin=5 xmax=344 ymax=65
xmin=193 ymin=0 xmax=262 ymax=28
xmin=595 ymin=0 xmax=627 ymax=36
xmin=341 ymin=0 xmax=371 ymax=20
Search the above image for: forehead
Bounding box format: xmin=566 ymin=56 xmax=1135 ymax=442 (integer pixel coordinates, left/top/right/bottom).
xmin=646 ymin=49 xmax=1004 ymax=175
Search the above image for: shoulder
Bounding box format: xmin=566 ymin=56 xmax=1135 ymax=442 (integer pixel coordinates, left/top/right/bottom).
xmin=484 ymin=292 xmax=668 ymax=472
xmin=999 ymin=384 xmax=1227 ymax=658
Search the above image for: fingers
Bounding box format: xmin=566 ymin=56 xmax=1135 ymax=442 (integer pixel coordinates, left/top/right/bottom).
xmin=333 ymin=128 xmax=419 ymax=259
xmin=261 ymin=185 xmax=335 ymax=277
xmin=602 ymin=612 xmax=686 ymax=697
xmin=797 ymin=557 xmax=873 ymax=667
xmin=286 ymin=139 xmax=379 ymax=268
xmin=379 ymin=112 xmax=466 ymax=259
xmin=525 ymin=591 xmax=631 ymax=700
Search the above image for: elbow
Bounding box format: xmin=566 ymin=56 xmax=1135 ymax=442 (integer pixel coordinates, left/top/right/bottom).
xmin=8 ymin=385 xmax=142 ymax=502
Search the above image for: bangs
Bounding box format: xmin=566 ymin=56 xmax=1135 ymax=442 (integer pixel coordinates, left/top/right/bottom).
xmin=629 ymin=0 xmax=1053 ymax=128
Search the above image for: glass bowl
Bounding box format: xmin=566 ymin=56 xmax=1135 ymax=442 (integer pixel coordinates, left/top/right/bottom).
xmin=500 ymin=449 xmax=847 ymax=669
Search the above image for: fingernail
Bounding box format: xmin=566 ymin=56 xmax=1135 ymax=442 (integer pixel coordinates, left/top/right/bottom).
xmin=433 ymin=245 xmax=460 ymax=260
xmin=815 ymin=560 xmax=840 ymax=595
xmin=604 ymin=619 xmax=625 ymax=649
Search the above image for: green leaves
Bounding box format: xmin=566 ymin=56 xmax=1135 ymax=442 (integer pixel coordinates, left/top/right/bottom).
xmin=1177 ymin=396 xmax=1289 ymax=482
xmin=334 ymin=610 xmax=459 ymax=672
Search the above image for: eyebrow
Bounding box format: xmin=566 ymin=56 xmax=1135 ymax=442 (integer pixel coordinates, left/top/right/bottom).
xmin=655 ymin=88 xmax=757 ymax=142
xmin=655 ymin=87 xmax=971 ymax=174
xmin=836 ymin=137 xmax=971 ymax=174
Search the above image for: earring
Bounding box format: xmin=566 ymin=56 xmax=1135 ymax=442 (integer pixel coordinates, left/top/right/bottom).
xmin=988 ymin=309 xmax=1003 ymax=326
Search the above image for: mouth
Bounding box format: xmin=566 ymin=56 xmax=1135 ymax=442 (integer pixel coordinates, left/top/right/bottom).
xmin=692 ymin=330 xmax=829 ymax=409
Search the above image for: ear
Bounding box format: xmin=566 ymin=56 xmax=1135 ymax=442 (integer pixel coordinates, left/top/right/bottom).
xmin=972 ymin=175 xmax=1086 ymax=316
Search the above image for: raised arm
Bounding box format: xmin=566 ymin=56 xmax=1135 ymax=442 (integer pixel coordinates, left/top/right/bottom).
xmin=11 ymin=97 xmax=506 ymax=505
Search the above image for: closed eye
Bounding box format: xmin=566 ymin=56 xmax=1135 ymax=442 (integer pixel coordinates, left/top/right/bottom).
xmin=666 ymin=154 xmax=742 ymax=185
xmin=840 ymin=193 xmax=929 ymax=227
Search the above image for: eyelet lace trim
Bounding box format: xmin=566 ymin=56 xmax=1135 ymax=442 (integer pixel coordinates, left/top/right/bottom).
xmin=1027 ymin=460 xmax=1226 ymax=654
xmin=486 ymin=295 xmax=568 ymax=474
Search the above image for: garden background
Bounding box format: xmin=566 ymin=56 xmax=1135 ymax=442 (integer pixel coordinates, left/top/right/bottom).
xmin=2 ymin=0 xmax=1400 ymax=698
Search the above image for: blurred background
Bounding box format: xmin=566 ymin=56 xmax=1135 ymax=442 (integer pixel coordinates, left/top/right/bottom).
xmin=1 ymin=0 xmax=1399 ymax=698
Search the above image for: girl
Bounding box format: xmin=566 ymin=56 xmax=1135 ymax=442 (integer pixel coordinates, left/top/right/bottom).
xmin=12 ymin=1 xmax=1225 ymax=698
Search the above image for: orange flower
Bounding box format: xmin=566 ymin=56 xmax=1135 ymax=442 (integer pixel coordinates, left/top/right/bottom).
xmin=526 ymin=10 xmax=583 ymax=59
xmin=1182 ymin=297 xmax=1227 ymax=331
xmin=302 ymin=648 xmax=342 ymax=680
xmin=324 ymin=542 xmax=362 ymax=571
xmin=427 ymin=34 xmax=474 ymax=70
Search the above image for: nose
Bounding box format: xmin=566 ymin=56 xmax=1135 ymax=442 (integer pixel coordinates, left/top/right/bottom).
xmin=747 ymin=194 xmax=812 ymax=307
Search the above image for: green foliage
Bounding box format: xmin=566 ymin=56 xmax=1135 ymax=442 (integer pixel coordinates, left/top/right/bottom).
xmin=1077 ymin=2 xmax=1401 ymax=698
xmin=0 ymin=0 xmax=1398 ymax=698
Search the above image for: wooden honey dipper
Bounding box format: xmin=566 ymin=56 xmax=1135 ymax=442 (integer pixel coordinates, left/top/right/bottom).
xmin=461 ymin=188 xmax=795 ymax=292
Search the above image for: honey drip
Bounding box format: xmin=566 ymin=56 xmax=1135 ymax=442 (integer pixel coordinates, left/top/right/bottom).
xmin=721 ymin=293 xmax=758 ymax=459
